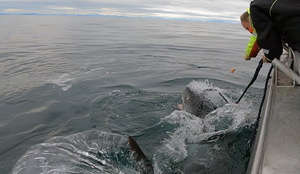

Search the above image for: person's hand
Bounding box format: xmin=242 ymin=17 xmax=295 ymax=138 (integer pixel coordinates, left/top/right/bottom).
xmin=244 ymin=53 xmax=251 ymax=60
xmin=262 ymin=54 xmax=269 ymax=63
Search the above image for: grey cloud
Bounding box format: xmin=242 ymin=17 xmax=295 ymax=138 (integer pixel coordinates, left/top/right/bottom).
xmin=0 ymin=0 xmax=250 ymax=21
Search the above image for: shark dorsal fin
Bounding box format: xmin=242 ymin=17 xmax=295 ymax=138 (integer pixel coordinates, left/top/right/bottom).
xmin=128 ymin=136 xmax=147 ymax=161
xmin=128 ymin=136 xmax=154 ymax=174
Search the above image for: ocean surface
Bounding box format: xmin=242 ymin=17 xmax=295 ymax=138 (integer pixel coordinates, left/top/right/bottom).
xmin=1 ymin=15 xmax=272 ymax=174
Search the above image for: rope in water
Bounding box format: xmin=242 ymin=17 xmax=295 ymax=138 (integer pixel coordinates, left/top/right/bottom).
xmin=233 ymin=58 xmax=276 ymax=150
xmin=249 ymin=65 xmax=273 ymax=150
xmin=233 ymin=59 xmax=274 ymax=169
xmin=235 ymin=59 xmax=264 ymax=104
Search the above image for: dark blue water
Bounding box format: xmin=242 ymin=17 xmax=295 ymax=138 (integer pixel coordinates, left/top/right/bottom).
xmin=1 ymin=15 xmax=271 ymax=174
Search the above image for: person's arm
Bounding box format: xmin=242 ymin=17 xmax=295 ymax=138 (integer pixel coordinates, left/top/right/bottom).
xmin=245 ymin=35 xmax=260 ymax=60
xmin=250 ymin=1 xmax=282 ymax=62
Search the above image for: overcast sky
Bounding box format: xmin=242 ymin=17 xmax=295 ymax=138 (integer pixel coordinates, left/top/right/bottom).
xmin=1 ymin=0 xmax=250 ymax=22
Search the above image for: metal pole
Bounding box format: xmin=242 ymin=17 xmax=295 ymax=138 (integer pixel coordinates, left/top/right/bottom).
xmin=271 ymin=58 xmax=300 ymax=84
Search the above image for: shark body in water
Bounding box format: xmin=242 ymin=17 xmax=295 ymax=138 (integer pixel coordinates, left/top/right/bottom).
xmin=177 ymin=86 xmax=229 ymax=118
xmin=128 ymin=86 xmax=229 ymax=173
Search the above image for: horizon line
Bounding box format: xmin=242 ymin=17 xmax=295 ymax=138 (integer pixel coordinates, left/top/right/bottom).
xmin=0 ymin=13 xmax=239 ymax=23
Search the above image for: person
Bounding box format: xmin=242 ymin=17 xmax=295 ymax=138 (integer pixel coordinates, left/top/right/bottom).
xmin=249 ymin=0 xmax=300 ymax=63
xmin=240 ymin=9 xmax=261 ymax=61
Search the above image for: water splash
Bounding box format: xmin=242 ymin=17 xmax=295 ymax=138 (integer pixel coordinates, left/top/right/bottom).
xmin=45 ymin=63 xmax=107 ymax=92
xmin=153 ymin=80 xmax=256 ymax=173
xmin=187 ymin=79 xmax=231 ymax=106
xmin=12 ymin=130 xmax=138 ymax=174
xmin=46 ymin=73 xmax=74 ymax=91
xmin=12 ymin=80 xmax=257 ymax=174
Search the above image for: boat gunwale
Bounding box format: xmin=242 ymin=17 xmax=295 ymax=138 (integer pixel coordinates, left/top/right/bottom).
xmin=246 ymin=69 xmax=276 ymax=174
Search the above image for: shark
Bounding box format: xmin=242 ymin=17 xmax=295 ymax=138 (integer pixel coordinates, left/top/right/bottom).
xmin=128 ymin=86 xmax=229 ymax=173
xmin=177 ymin=86 xmax=229 ymax=118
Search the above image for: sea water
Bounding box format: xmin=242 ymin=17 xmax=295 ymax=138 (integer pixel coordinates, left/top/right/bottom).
xmin=0 ymin=15 xmax=271 ymax=173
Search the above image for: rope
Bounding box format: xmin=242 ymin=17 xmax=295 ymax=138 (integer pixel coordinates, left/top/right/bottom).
xmin=235 ymin=59 xmax=264 ymax=104
xmin=249 ymin=65 xmax=273 ymax=150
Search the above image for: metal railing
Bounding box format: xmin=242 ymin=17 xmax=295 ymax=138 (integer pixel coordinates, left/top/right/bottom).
xmin=271 ymin=48 xmax=300 ymax=85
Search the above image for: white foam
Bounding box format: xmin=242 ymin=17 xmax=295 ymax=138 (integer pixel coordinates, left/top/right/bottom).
xmin=154 ymin=85 xmax=256 ymax=172
xmin=187 ymin=79 xmax=215 ymax=93
xmin=187 ymin=80 xmax=228 ymax=99
xmin=61 ymin=84 xmax=72 ymax=91
xmin=12 ymin=130 xmax=135 ymax=174
xmin=90 ymin=68 xmax=104 ymax=72
xmin=46 ymin=73 xmax=74 ymax=91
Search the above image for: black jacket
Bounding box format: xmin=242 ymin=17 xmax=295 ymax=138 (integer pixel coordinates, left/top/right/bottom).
xmin=250 ymin=0 xmax=300 ymax=61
